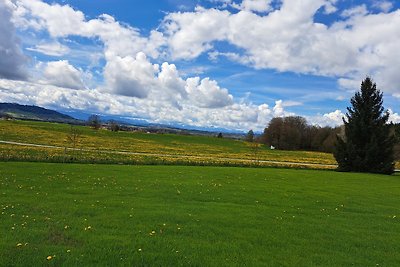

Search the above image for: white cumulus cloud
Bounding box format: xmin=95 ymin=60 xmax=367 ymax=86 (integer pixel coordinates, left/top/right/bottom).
xmin=41 ymin=60 xmax=85 ymax=90
xmin=308 ymin=110 xmax=345 ymax=127
xmin=186 ymin=77 xmax=233 ymax=108
xmin=103 ymin=52 xmax=158 ymax=98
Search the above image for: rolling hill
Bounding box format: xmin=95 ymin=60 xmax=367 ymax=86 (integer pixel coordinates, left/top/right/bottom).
xmin=0 ymin=103 xmax=80 ymax=123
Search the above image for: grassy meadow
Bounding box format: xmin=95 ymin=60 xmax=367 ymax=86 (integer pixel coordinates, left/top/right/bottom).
xmin=0 ymin=120 xmax=340 ymax=169
xmin=1 ymin=162 xmax=400 ymax=266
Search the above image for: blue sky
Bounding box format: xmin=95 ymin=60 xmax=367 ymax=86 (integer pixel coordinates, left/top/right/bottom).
xmin=0 ymin=0 xmax=399 ymax=131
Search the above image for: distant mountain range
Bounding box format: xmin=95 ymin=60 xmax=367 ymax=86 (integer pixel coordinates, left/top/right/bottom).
xmin=0 ymin=103 xmax=81 ymax=123
xmin=0 ymin=102 xmax=246 ymax=138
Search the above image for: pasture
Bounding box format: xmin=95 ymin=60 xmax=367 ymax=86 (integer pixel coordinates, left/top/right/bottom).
xmin=0 ymin=120 xmax=337 ymax=169
xmin=1 ymin=162 xmax=400 ymax=266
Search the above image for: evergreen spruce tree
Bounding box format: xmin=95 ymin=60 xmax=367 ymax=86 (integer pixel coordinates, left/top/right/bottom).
xmin=334 ymin=77 xmax=395 ymax=174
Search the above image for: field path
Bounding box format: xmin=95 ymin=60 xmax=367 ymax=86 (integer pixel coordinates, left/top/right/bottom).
xmin=2 ymin=139 xmax=398 ymax=171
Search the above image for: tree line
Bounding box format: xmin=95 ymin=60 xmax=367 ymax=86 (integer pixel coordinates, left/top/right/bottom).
xmin=259 ymin=115 xmax=399 ymax=156
xmin=258 ymin=116 xmax=341 ymax=153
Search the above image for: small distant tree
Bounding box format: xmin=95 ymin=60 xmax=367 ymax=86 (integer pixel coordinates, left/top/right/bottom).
xmin=109 ymin=120 xmax=120 ymax=132
xmin=66 ymin=125 xmax=81 ymax=159
xmin=88 ymin=115 xmax=101 ymax=130
xmin=217 ymin=132 xmax=223 ymax=138
xmin=334 ymin=77 xmax=395 ymax=174
xmin=246 ymin=129 xmax=254 ymax=142
xmin=250 ymin=142 xmax=260 ymax=165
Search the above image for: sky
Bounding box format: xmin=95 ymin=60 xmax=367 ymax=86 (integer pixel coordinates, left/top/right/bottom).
xmin=0 ymin=0 xmax=400 ymax=132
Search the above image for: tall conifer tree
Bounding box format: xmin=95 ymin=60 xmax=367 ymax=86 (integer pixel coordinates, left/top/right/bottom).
xmin=334 ymin=77 xmax=395 ymax=174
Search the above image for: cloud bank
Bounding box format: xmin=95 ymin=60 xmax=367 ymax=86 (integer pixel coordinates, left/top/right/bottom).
xmin=0 ymin=0 xmax=399 ymax=130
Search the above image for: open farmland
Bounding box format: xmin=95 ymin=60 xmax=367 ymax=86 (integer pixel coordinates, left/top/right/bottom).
xmin=0 ymin=120 xmax=342 ymax=169
xmin=1 ymin=162 xmax=400 ymax=266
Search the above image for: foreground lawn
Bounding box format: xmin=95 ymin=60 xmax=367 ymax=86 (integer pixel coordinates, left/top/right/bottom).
xmin=1 ymin=162 xmax=400 ymax=266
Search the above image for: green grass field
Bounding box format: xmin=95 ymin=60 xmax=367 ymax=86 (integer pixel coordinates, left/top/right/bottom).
xmin=1 ymin=162 xmax=400 ymax=266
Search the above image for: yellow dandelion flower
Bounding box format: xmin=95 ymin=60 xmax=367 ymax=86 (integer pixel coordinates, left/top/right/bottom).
xmin=46 ymin=256 xmax=53 ymax=260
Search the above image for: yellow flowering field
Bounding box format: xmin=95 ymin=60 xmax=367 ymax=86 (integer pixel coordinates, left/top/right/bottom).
xmin=1 ymin=120 xmax=398 ymax=169
xmin=0 ymin=120 xmax=339 ymax=169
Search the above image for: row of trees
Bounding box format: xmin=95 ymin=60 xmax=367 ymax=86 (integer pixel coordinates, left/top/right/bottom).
xmin=259 ymin=116 xmax=340 ymax=153
xmin=87 ymin=115 xmax=120 ymax=132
